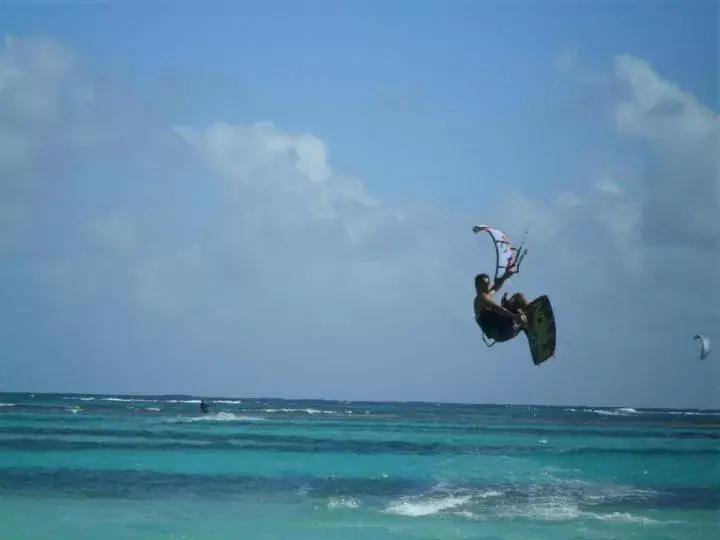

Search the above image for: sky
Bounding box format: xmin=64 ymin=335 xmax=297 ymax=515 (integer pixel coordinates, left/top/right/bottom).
xmin=0 ymin=0 xmax=717 ymax=409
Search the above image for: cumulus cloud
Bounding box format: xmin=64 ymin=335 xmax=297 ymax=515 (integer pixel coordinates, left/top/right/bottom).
xmin=612 ymin=55 xmax=719 ymax=250
xmin=529 ymin=50 xmax=719 ymax=407
xmin=0 ymin=36 xmax=471 ymax=398
xmin=0 ymin=36 xmax=717 ymax=407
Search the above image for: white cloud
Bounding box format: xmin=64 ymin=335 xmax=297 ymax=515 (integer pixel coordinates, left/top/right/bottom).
xmin=611 ymin=55 xmax=719 ymax=248
xmin=491 ymin=50 xmax=718 ymax=407
xmin=613 ymin=55 xmax=717 ymax=150
xmin=595 ymin=173 xmax=625 ymax=196
xmin=556 ymin=191 xmax=586 ymax=208
xmin=543 ymin=50 xmax=718 ymax=261
xmin=174 ymin=121 xmax=379 ymax=242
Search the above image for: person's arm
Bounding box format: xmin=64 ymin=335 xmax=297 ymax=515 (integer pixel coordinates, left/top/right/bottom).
xmin=490 ymin=273 xmax=510 ymax=293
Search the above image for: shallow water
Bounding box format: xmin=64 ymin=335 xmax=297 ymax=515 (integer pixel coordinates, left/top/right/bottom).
xmin=1 ymin=393 xmax=718 ymax=539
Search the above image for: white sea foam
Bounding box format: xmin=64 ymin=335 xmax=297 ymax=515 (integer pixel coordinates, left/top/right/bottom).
xmin=383 ymin=483 xmax=502 ymax=518
xmin=103 ymin=397 xmax=157 ymax=403
xmin=492 ymin=496 xmax=661 ymax=525
xmin=586 ymin=511 xmax=659 ymax=524
xmin=327 ymin=496 xmax=360 ymax=509
xmin=175 ymin=412 xmax=265 ymax=423
xmin=263 ymin=408 xmax=338 ymax=415
xmin=667 ymin=410 xmax=720 ymax=416
xmin=385 ymin=494 xmax=472 ymax=517
xmin=588 ymin=408 xmax=633 ymax=417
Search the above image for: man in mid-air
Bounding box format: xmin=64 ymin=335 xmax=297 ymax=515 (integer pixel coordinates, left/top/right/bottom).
xmin=474 ymin=270 xmax=529 ymax=343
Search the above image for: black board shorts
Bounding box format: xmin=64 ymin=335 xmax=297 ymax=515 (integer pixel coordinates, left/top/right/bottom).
xmin=476 ymin=310 xmax=521 ymax=342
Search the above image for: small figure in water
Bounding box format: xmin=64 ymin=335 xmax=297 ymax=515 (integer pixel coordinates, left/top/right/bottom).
xmin=200 ymin=400 xmax=210 ymax=414
xmin=474 ymin=271 xmax=528 ymax=343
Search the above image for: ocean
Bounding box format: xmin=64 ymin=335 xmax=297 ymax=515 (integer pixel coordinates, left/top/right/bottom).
xmin=0 ymin=393 xmax=718 ymax=539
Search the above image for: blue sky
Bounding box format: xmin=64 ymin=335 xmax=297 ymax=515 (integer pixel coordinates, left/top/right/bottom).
xmin=1 ymin=0 xmax=717 ymax=408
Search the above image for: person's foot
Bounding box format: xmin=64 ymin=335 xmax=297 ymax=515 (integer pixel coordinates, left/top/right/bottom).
xmin=515 ymin=310 xmax=528 ymax=329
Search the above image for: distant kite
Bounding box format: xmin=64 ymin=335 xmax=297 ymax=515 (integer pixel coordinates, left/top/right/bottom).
xmin=694 ymin=334 xmax=711 ymax=359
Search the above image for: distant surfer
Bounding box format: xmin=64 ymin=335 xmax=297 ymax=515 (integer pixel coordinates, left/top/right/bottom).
xmin=200 ymin=400 xmax=210 ymax=414
xmin=474 ymin=271 xmax=529 ymax=343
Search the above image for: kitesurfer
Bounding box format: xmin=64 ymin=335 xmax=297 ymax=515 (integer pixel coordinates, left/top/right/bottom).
xmin=474 ymin=271 xmax=528 ymax=342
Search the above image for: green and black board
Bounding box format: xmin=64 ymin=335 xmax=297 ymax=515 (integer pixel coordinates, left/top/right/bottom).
xmin=524 ymin=295 xmax=556 ymax=365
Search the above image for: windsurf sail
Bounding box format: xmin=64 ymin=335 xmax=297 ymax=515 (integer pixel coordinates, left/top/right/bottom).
xmin=473 ymin=224 xmax=527 ymax=282
xmin=694 ymin=334 xmax=711 ymax=359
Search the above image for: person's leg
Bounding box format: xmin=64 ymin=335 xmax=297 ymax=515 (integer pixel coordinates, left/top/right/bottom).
xmin=479 ymin=311 xmax=520 ymax=343
xmin=478 ymin=311 xmax=506 ymax=341
xmin=505 ymin=293 xmax=528 ymax=311
xmin=496 ymin=317 xmax=522 ymax=341
xmin=499 ymin=294 xmax=529 ymax=336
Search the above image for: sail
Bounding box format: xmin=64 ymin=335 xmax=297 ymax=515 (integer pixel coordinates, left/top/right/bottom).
xmin=473 ymin=224 xmax=527 ymax=282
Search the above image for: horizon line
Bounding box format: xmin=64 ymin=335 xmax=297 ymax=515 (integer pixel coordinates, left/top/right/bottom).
xmin=1 ymin=390 xmax=718 ymax=413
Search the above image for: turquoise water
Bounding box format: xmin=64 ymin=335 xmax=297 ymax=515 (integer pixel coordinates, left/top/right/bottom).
xmin=1 ymin=393 xmax=718 ymax=539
